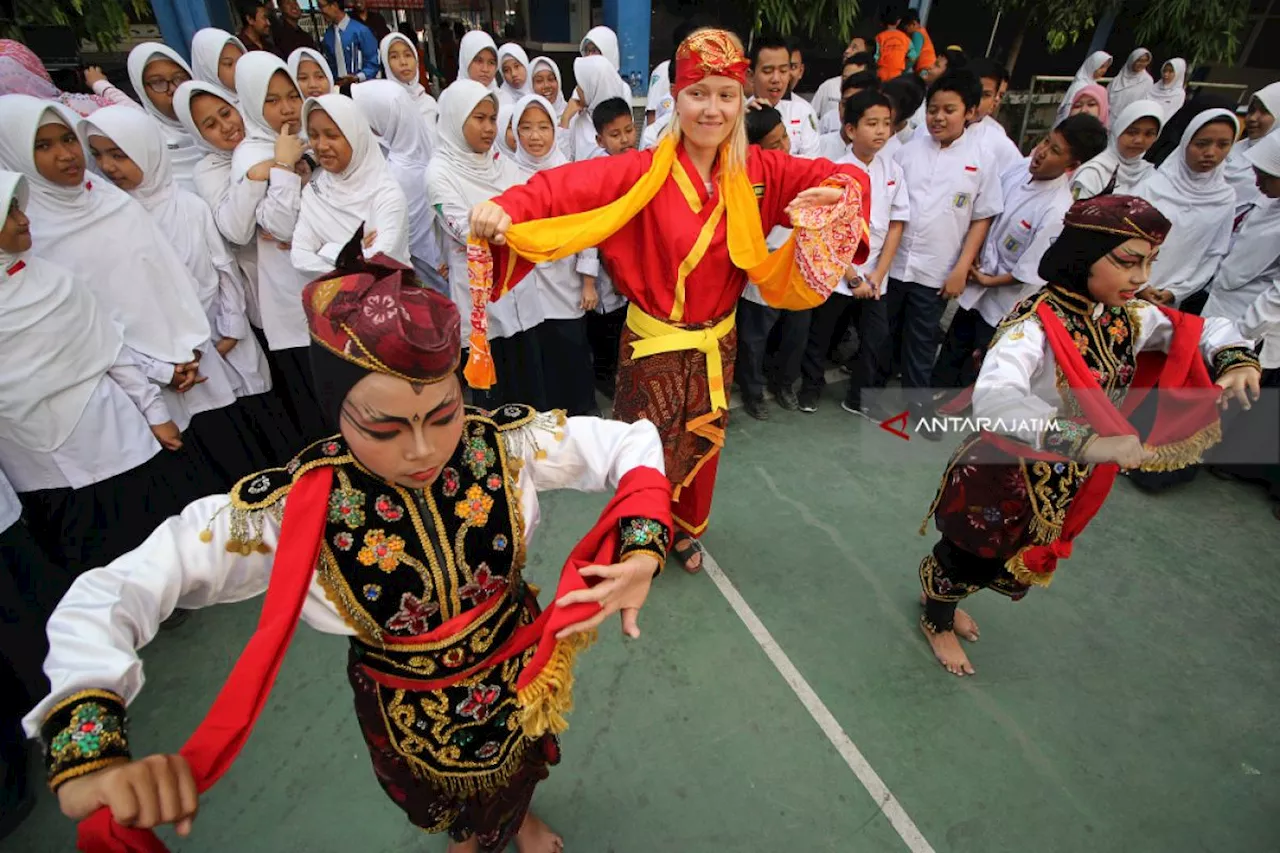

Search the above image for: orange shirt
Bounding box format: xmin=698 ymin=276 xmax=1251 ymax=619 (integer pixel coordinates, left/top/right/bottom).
xmin=913 ymin=27 xmax=936 ymax=73
xmin=876 ymin=28 xmax=911 ymax=80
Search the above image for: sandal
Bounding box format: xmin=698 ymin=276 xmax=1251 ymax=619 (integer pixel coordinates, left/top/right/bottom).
xmin=672 ymin=535 xmax=705 ymax=574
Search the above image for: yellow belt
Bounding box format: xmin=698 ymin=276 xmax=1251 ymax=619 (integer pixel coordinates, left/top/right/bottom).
xmin=626 ymin=304 xmax=737 ymax=412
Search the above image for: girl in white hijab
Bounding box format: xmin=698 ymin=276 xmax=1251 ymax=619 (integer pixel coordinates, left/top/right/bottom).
xmin=1056 ymin=50 xmax=1112 ymax=123
xmin=229 ymin=51 xmax=328 ymax=440
xmin=1106 ymin=48 xmax=1154 ymax=121
xmin=563 ymin=55 xmax=630 ymax=161
xmin=1225 ymin=82 xmax=1280 ymax=207
xmin=1071 ymin=100 xmax=1164 ymax=200
xmin=528 ymin=55 xmax=567 ymax=117
xmin=288 ymin=46 xmax=333 ymax=99
xmin=1149 ymin=58 xmax=1187 ymax=120
xmin=351 ymin=79 xmax=445 ymax=286
xmin=457 ymin=30 xmax=500 ymax=92
xmin=125 ymin=43 xmax=202 ymax=191
xmin=190 ymin=28 xmax=245 ymax=93
xmin=1134 ymin=108 xmax=1240 ymax=309
xmin=379 ymin=32 xmax=438 ymax=147
xmin=0 ymin=170 xmax=190 ymax=572
xmin=510 ymin=92 xmax=598 ymax=414
xmin=292 ymin=93 xmax=410 ymax=274
xmin=426 ymin=81 xmax=547 ymax=408
xmin=581 ymin=25 xmax=621 ymax=71
xmin=496 ymin=42 xmax=531 ymax=106
xmin=495 ymin=99 xmax=517 ymax=159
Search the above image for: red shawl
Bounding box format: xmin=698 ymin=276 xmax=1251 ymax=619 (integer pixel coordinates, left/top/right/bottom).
xmin=76 ymin=464 xmax=671 ymax=852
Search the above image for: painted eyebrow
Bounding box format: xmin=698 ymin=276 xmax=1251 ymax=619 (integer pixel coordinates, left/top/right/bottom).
xmin=358 ymin=393 xmax=460 ymax=426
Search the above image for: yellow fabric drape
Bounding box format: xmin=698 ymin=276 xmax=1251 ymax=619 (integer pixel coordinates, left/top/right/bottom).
xmin=624 ymin=304 xmax=737 ymax=412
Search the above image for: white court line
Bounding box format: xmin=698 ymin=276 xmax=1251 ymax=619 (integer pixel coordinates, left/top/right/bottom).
xmin=699 ymin=548 xmax=936 ymax=853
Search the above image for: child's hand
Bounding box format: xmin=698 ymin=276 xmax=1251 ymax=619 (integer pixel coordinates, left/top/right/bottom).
xmin=581 ymin=277 xmax=599 ymax=311
xmin=214 ymin=337 xmax=239 ymax=357
xmin=273 ymin=125 xmax=304 ymax=168
xmin=362 ymin=229 xmax=379 ymax=249
xmin=1081 ymin=435 xmax=1154 ymax=470
xmin=57 ymin=754 xmax=199 ymax=837
xmin=150 ymin=421 xmax=184 ymax=452
xmin=1216 ymin=366 xmax=1262 ymax=411
xmin=866 ymin=268 xmax=886 ymax=298
xmin=555 ymin=553 xmax=659 ymax=640
xmin=84 ymin=66 xmax=108 ymax=88
xmin=1137 ymin=287 xmax=1174 ymax=306
xmin=940 ymin=269 xmax=967 ymax=300
xmin=850 ymin=280 xmax=875 ymax=299
xmin=247 ymin=161 xmax=274 ymax=182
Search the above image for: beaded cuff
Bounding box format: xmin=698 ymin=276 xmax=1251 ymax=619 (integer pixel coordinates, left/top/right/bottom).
xmin=618 ymin=516 xmax=671 ymax=573
xmin=1212 ymin=346 xmax=1261 ymax=381
xmin=1044 ymin=417 xmax=1095 ymax=460
xmin=41 ymin=689 xmax=131 ymax=792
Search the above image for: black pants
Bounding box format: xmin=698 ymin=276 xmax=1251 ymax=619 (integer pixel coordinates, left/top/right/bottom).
xmin=919 ymin=538 xmax=1029 ymax=632
xmin=801 ymin=292 xmax=891 ymax=407
xmin=735 ymin=299 xmax=810 ymax=400
xmin=537 ymin=317 xmax=598 ymax=416
xmin=931 ymin=307 xmax=996 ymax=390
xmin=885 ymin=279 xmax=946 ymax=413
xmin=586 ymin=306 xmax=627 ymax=388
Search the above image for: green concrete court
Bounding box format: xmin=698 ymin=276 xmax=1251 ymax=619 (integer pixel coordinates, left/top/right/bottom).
xmin=5 ymin=396 xmax=1279 ymax=853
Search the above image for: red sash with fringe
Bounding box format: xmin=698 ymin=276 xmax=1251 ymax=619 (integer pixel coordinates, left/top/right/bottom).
xmin=76 ymin=465 xmax=671 ymax=852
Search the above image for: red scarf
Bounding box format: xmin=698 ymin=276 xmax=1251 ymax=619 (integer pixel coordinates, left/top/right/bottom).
xmin=985 ymin=301 xmax=1220 ymax=583
xmin=76 ymin=465 xmax=671 ymax=852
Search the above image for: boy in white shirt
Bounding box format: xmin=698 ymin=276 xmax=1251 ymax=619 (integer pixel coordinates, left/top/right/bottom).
xmin=964 ymin=58 xmax=1023 ymax=176
xmin=816 ymin=71 xmax=881 ymax=159
xmin=933 ymin=113 xmax=1108 ymax=395
xmin=812 ymin=53 xmax=876 ymax=125
xmin=799 ymin=90 xmax=910 ymax=416
xmin=879 ymin=76 xmax=926 ymax=163
xmin=749 ymin=37 xmax=820 ymax=157
xmin=890 ymin=68 xmax=1003 ymax=430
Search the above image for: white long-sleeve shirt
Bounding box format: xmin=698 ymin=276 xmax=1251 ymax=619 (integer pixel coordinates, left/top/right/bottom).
xmin=1203 ymin=199 xmax=1280 ymax=369
xmin=750 ymin=95 xmax=821 ymax=158
xmin=250 ymin=168 xmax=312 ymax=351
xmin=0 ymin=470 xmax=19 ymax=534
xmin=23 ymin=413 xmax=664 ymax=737
xmin=290 ymin=183 xmax=412 ymax=276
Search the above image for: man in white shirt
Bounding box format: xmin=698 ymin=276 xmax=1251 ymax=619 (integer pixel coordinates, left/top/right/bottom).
xmin=889 ymin=68 xmax=1004 ymax=429
xmin=799 ymin=90 xmax=910 ymax=416
xmin=933 ymin=113 xmax=1107 ymax=394
xmin=749 ymin=37 xmax=821 ymax=158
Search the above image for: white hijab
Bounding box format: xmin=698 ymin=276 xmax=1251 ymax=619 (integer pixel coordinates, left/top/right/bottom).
xmin=1058 ymin=51 xmax=1112 ymax=123
xmin=1074 ymin=100 xmax=1165 ymax=196
xmin=0 ymin=95 xmax=209 ymax=364
xmin=1106 ymin=48 xmax=1154 ymax=120
xmin=581 ymin=26 xmax=621 ymax=70
xmin=0 ymin=170 xmax=125 ymax=453
xmin=174 ymin=80 xmax=239 ymax=207
xmin=1217 ymin=132 xmax=1280 ymax=292
xmin=458 ymin=31 xmax=500 ymax=91
xmin=190 ymin=28 xmax=245 ymax=91
xmin=509 ymin=94 xmax=567 ymax=179
xmin=298 ymin=94 xmax=406 ymax=256
xmin=1226 ymin=82 xmax=1280 ymax=204
xmin=528 ymin=56 xmax=567 ymax=116
xmin=231 ymin=52 xmax=296 ymax=181
xmin=426 ymin=81 xmax=509 ymax=212
xmin=1149 ymin=58 xmax=1187 ymax=119
xmin=496 ymin=43 xmax=531 ymax=104
xmin=288 ymin=47 xmax=335 ymax=96
xmin=570 ymin=55 xmax=629 ymax=159
xmin=379 ymin=33 xmax=438 ymax=133
xmin=126 ymin=43 xmax=202 ymax=186
xmin=494 ymin=99 xmax=517 ymax=159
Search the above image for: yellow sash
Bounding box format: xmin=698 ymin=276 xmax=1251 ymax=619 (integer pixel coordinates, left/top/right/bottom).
xmin=625 ymin=304 xmax=737 ymax=413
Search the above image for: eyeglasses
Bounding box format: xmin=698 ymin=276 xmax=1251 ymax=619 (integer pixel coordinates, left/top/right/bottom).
xmin=144 ymin=71 xmax=191 ymax=94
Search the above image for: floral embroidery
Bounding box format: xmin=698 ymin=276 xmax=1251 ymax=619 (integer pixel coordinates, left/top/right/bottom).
xmin=622 ymin=518 xmax=666 ymax=549
xmin=1107 ymin=321 xmax=1128 ymax=343
xmin=463 ymin=433 xmax=496 ymax=478
xmin=286 ymin=458 xmax=301 ymax=474
xmin=492 ymin=534 xmax=509 ymax=551
xmin=333 ymin=531 xmax=354 ymax=551
xmin=459 ymin=563 xmax=507 ymax=604
xmin=455 ymin=685 xmax=501 ymax=723
xmin=485 ymin=472 xmax=502 ymax=492
xmin=246 ymin=475 xmax=271 ymax=495
xmin=442 ymin=647 xmax=466 ymax=667
xmin=374 ymin=494 xmax=405 ymax=523
xmin=1071 ymin=331 xmax=1090 ymax=355
xmin=322 ymin=440 xmax=342 ymax=457
xmin=357 ymin=529 xmax=406 ymax=572
xmin=49 ymin=703 xmax=126 ymax=766
xmin=503 ymin=405 xmax=525 ymax=418
xmin=475 ymin=741 xmax=501 ymax=760
xmin=327 ymin=487 xmax=366 ymax=529
xmin=441 ymin=467 xmax=460 ymax=497
xmin=363 ymin=293 xmax=400 ymax=325
xmin=385 ymin=591 xmax=440 ymax=634
xmin=363 ymin=583 xmax=382 ymax=601
xmin=455 ymin=484 xmax=494 ymax=526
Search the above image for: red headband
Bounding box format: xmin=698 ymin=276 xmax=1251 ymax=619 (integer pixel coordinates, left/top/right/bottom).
xmin=672 ymin=29 xmax=750 ymax=96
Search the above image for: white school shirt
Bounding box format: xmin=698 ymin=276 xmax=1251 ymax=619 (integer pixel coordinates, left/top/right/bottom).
xmin=959 ymin=161 xmax=1073 ymax=328
xmin=975 ymin=303 xmax=1251 ymax=450
xmin=575 ymin=151 xmax=628 ymax=315
xmin=0 ymin=470 xmax=19 ymax=533
xmin=890 ymin=129 xmax=1004 ymax=288
xmin=24 ymin=414 xmax=664 ymax=737
xmin=969 ymin=116 xmax=1023 ymax=176
xmin=742 ymin=226 xmax=796 ymax=305
xmin=816 ymin=130 xmax=850 ymax=162
xmin=818 ymin=108 xmax=843 ymax=136
xmin=193 ymin=157 xmax=269 ymax=329
xmin=0 ymin=349 xmax=168 ymax=491
xmin=810 ymin=76 xmax=843 ymax=125
xmin=131 ymin=338 xmax=240 ymax=432
xmin=1203 ymin=199 xmax=1280 ymax=368
xmin=251 ymin=168 xmax=312 ymax=350
xmin=880 ymin=128 xmax=909 ymax=163
xmin=837 ymin=150 xmax=910 ymax=294
xmin=750 ymin=95 xmax=821 ymax=158
xmin=641 ymin=112 xmax=669 ymax=151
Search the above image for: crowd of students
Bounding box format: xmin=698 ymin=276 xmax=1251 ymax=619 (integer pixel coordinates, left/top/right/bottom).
xmin=0 ymin=8 xmax=1277 ymax=842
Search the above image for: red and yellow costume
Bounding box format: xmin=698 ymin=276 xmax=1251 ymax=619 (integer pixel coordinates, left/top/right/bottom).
xmin=465 ymin=29 xmax=871 ymax=537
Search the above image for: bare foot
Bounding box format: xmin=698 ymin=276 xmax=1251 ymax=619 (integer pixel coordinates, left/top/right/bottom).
xmin=446 ymin=839 xmax=480 ymax=853
xmin=920 ymin=619 xmax=975 ymax=676
xmin=515 ymin=811 xmax=564 ymax=853
xmin=917 ymin=593 xmax=978 ymax=642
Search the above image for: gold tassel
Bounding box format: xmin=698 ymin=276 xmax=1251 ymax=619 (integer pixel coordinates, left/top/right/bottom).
xmin=1005 ymin=548 xmax=1055 ymax=587
xmin=515 ymin=630 xmax=596 ymax=738
xmin=1139 ymin=422 xmax=1222 ymax=473
xmin=400 ymin=736 xmax=532 ymax=799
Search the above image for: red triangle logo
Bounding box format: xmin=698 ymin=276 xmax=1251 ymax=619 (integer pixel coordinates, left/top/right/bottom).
xmin=880 ymin=410 xmax=910 ymax=441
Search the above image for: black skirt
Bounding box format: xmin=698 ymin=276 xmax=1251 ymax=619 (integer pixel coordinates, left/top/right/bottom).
xmin=537 ymin=317 xmax=598 ymax=416
xmin=182 ymin=402 xmax=280 ymax=491
xmin=471 ymin=329 xmax=549 ymax=412
xmin=273 ymin=346 xmax=330 ymax=447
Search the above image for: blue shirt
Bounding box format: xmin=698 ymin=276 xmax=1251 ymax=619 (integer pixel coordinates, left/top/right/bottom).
xmin=322 ymin=14 xmax=380 ymax=82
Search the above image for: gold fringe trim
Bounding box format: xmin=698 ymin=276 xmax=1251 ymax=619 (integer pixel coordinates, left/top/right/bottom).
xmin=1138 ymin=421 xmax=1222 ymax=473
xmin=1005 ymin=547 xmax=1055 ymax=588
xmin=515 ymin=630 xmax=596 ymax=738
xmin=401 ymin=731 xmax=533 ymax=799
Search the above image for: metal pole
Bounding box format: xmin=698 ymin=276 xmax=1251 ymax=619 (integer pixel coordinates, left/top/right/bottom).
xmin=985 ymin=10 xmax=1001 ymax=58
xmin=1018 ymin=75 xmax=1036 ymax=153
